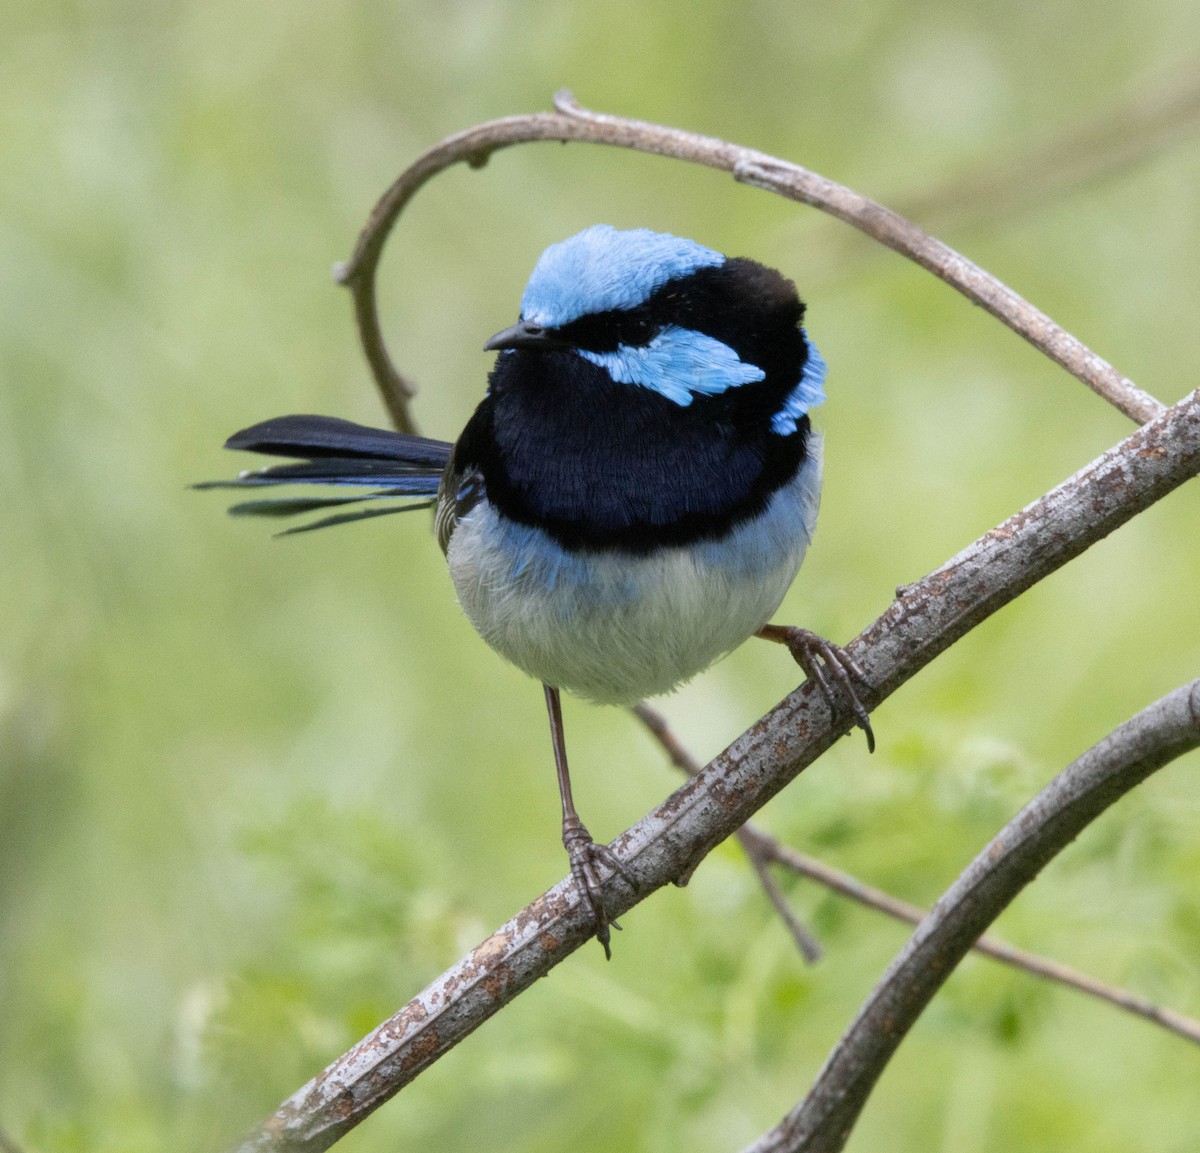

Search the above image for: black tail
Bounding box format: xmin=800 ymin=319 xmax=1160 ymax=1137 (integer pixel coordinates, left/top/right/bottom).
xmin=197 ymin=414 xmax=452 ymax=534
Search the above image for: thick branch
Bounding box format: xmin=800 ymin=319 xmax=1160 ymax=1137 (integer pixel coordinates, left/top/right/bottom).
xmin=743 ymin=679 xmax=1200 ymax=1153
xmin=230 ymin=389 xmax=1200 ymax=1152
xmin=337 ymin=93 xmax=1162 ymax=433
xmin=634 ymin=699 xmax=824 ymax=961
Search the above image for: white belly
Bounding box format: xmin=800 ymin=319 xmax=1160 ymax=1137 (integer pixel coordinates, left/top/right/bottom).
xmin=446 ymin=443 xmax=822 ymax=705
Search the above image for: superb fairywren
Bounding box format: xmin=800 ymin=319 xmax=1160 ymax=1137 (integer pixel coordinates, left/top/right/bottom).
xmin=206 ymin=225 xmax=873 ymax=955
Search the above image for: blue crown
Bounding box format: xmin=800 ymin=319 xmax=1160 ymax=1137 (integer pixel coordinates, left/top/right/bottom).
xmin=521 ymin=225 xmax=725 ymax=328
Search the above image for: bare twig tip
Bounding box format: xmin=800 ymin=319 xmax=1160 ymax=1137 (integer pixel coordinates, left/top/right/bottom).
xmin=731 ymin=159 xmax=768 ymax=188
xmin=553 ymin=88 xmax=580 ymax=114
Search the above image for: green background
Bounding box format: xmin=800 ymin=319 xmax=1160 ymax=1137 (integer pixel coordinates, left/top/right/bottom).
xmin=3 ymin=2 xmax=1199 ymax=1150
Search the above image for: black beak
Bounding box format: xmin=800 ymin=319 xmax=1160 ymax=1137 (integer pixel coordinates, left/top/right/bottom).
xmin=484 ymin=321 xmax=568 ymax=352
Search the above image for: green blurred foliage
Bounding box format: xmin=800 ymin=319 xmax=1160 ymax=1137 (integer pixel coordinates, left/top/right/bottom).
xmin=3 ymin=1 xmax=1199 ymax=1150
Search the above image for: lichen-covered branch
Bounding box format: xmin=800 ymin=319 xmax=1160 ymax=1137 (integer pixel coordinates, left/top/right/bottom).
xmin=228 ymin=386 xmax=1200 ymax=1153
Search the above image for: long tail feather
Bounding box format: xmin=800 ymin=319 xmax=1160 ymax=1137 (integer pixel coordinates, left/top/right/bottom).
xmin=225 ymin=414 xmax=451 ymax=465
xmin=199 ymin=414 xmax=452 ymax=534
xmin=198 ymin=462 xmax=445 ymax=489
xmin=227 ymin=493 xmax=405 ymax=517
xmin=275 ymin=501 xmax=435 ymax=535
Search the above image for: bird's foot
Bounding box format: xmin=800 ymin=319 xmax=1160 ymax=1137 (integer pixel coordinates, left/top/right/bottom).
xmin=758 ymin=624 xmax=875 ymax=753
xmin=561 ymin=816 xmax=635 ymax=959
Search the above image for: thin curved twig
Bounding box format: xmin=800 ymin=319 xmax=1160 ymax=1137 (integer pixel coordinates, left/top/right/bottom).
xmin=336 ymin=91 xmax=1164 ymax=432
xmin=743 ymin=679 xmax=1200 ymax=1153
xmin=754 ymin=834 xmax=1200 ymax=1047
xmin=228 ymin=389 xmax=1200 ymax=1153
xmin=632 ymin=701 xmax=1200 ymax=1048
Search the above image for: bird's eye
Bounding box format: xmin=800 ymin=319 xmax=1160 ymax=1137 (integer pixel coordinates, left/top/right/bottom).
xmin=616 ymin=315 xmax=655 ymax=346
xmin=558 ymin=308 xmax=657 ymax=352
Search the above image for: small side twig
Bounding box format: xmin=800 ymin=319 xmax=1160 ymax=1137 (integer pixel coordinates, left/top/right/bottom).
xmin=634 ymin=701 xmax=1200 ymax=1048
xmin=744 ymin=679 xmax=1200 ymax=1153
xmin=741 ymin=832 xmax=824 ymax=964
xmin=337 ymin=92 xmax=1164 ymax=434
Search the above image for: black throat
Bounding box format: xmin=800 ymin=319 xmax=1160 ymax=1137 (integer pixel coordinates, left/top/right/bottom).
xmin=452 ymin=349 xmax=810 ymax=554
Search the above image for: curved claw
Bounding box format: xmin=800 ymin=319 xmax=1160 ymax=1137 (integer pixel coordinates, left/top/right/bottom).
xmin=758 ymin=625 xmax=876 ymax=753
xmin=562 ymin=817 xmax=635 ymax=959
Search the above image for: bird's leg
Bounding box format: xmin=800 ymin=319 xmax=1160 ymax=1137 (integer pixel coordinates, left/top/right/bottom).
xmin=756 ymin=625 xmax=876 ymax=753
xmin=543 ymin=684 xmax=633 ymax=958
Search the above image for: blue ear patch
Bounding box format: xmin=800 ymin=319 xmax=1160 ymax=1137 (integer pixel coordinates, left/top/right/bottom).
xmin=578 ymin=325 xmax=765 ymax=405
xmin=521 ymin=225 xmax=725 ymax=328
xmin=771 ymin=337 xmax=826 ymax=434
